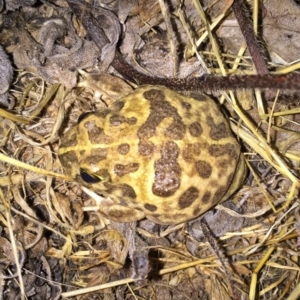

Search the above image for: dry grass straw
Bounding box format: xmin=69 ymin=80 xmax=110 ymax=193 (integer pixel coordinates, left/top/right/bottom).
xmin=0 ymin=1 xmax=299 ymax=299
xmin=152 ymin=1 xmax=299 ymax=299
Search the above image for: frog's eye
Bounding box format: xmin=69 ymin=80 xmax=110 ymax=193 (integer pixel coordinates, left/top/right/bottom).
xmin=80 ymin=169 xmax=101 ymax=183
xmin=77 ymin=112 xmax=92 ymax=123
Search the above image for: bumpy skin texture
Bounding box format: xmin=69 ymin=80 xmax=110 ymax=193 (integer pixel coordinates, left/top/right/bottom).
xmin=58 ymin=85 xmax=246 ymax=225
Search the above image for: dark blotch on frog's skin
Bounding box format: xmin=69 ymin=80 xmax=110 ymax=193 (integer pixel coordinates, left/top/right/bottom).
xmin=59 ymin=150 xmax=78 ymax=166
xmin=201 ymin=191 xmax=211 ymax=204
xmin=193 ymin=143 xmax=201 ymax=155
xmin=207 ymin=116 xmax=230 ymax=140
xmin=152 ymin=141 xmax=181 ymax=197
xmin=209 ymin=143 xmax=238 ymax=159
xmin=109 ymin=114 xmax=124 ymax=126
xmin=195 ymin=160 xmax=212 ymax=178
xmin=114 ymin=163 xmax=140 ymax=177
xmin=138 ymin=140 xmax=155 ymax=156
xmin=144 ymin=203 xmax=157 ymax=212
xmin=117 ymin=143 xmax=130 ymax=155
xmin=61 ymin=132 xmax=77 ymax=148
xmin=127 ymin=117 xmax=138 ymax=125
xmin=193 ymin=207 xmax=202 ymax=217
xmin=93 ymin=110 xmax=110 ymax=119
xmin=85 ymin=148 xmax=108 ymax=164
xmin=102 ymin=182 xmax=137 ymax=200
xmin=152 ymin=161 xmax=181 ymax=197
xmin=84 ymin=121 xmax=113 ymax=144
xmin=165 ymin=122 xmax=186 ymax=140
xmin=143 ymin=89 xmax=165 ymax=101
xmin=108 ymin=209 xmax=128 ymax=219
xmin=120 ymin=184 xmax=137 ymax=199
xmin=112 ymin=101 xmax=124 ymax=111
xmin=161 ymin=141 xmax=179 ymax=160
xmin=213 ymin=186 xmax=227 ymax=204
xmin=189 ymin=122 xmax=203 ymax=137
xmin=110 ymin=115 xmax=137 ymax=126
xmin=178 ymin=186 xmax=199 ymax=209
xmin=181 ymin=101 xmax=192 ymax=110
xmin=182 ymin=145 xmax=193 ymax=161
xmin=139 ymin=88 xmax=186 ymax=141
xmin=182 ymin=143 xmax=202 ymax=161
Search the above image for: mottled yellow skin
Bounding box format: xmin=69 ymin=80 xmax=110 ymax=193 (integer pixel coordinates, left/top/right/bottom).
xmin=58 ymin=85 xmax=246 ymax=224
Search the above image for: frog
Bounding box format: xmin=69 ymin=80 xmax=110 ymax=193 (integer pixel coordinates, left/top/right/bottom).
xmin=58 ymin=85 xmax=246 ymax=225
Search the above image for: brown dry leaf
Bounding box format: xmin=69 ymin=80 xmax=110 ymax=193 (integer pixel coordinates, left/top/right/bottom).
xmin=0 ymin=237 xmax=14 ymax=263
xmin=85 ymin=265 xmax=116 ymax=289
xmin=46 ymin=247 xmax=68 ymax=260
xmin=71 ymin=198 xmax=85 ymax=229
xmin=13 ymin=215 xmax=42 ymax=249
xmin=263 ymin=0 xmax=300 ymax=62
xmin=54 ymin=193 xmax=84 ymax=228
xmin=69 ymin=248 xmax=111 ymax=271
xmin=95 ymin=229 xmax=128 ymax=266
xmin=29 ymin=237 xmax=49 ymax=258
xmin=131 ymin=0 xmax=161 ymax=24
xmin=51 ymin=192 xmax=72 ymax=225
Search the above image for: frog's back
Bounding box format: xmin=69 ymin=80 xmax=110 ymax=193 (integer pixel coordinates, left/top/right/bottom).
xmin=58 ymin=85 xmax=246 ymax=224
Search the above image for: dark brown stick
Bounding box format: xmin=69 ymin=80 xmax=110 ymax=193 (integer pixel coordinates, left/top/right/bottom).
xmin=232 ymin=0 xmax=269 ymax=75
xmin=113 ymin=52 xmax=300 ymax=91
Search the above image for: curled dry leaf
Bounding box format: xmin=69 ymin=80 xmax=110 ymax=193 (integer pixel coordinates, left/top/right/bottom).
xmin=54 ymin=193 xmax=84 ymax=228
xmin=0 ymin=236 xmax=15 ymax=263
